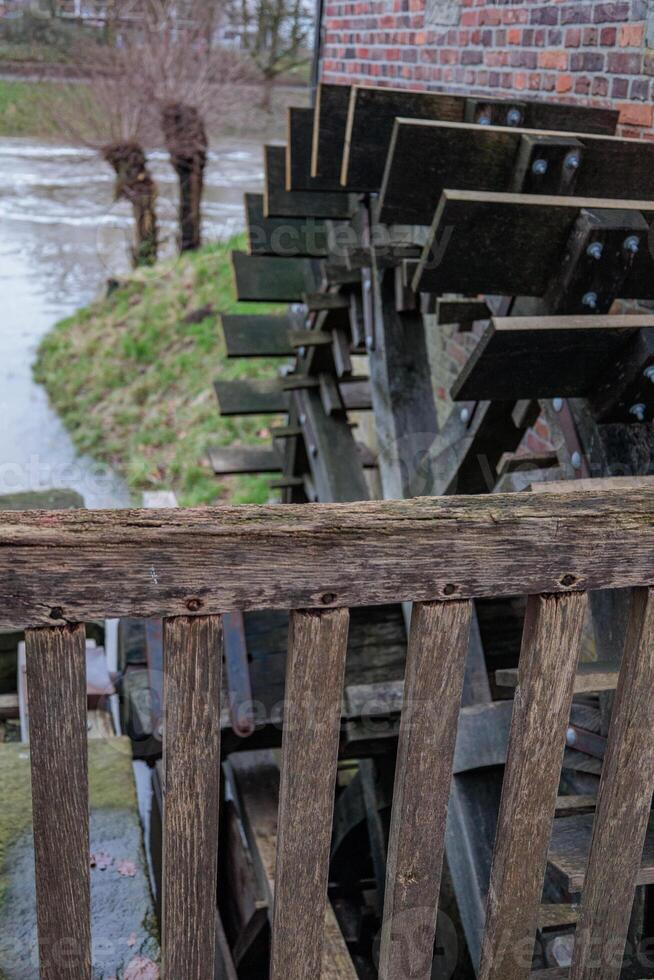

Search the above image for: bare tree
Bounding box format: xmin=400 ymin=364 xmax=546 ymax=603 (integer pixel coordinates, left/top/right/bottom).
xmin=139 ymin=0 xmax=253 ymax=253
xmin=41 ymin=35 xmax=160 ymax=267
xmin=234 ymin=0 xmax=310 ymax=109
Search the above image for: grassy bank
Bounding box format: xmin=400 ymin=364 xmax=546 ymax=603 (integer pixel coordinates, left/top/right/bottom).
xmin=0 ymin=76 xmax=307 ymax=140
xmin=0 ymin=79 xmax=67 ymax=138
xmin=34 ymin=237 xmax=285 ymax=506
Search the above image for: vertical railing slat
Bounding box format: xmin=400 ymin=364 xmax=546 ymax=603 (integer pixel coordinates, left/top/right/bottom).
xmin=270 ymin=607 xmax=350 ymax=980
xmin=379 ymin=599 xmax=472 ymax=980
xmin=25 ymin=623 xmax=91 ymax=980
xmin=478 ymin=591 xmax=587 ymax=980
xmin=162 ymin=615 xmax=223 ymax=980
xmin=570 ymin=587 xmax=654 ymax=980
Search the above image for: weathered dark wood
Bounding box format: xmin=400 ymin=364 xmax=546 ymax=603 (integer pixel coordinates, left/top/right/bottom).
xmin=162 ymin=615 xmax=222 ymax=980
xmin=222 ymin=314 xmax=295 ymax=358
xmin=25 ymin=623 xmax=91 ymax=980
xmin=342 ymin=85 xmax=463 ymax=189
xmin=245 ymin=192 xmax=329 ymax=257
xmin=379 ymin=120 xmax=653 ymax=224
xmin=590 ymin=326 xmax=654 ymax=423
xmin=478 ymin=592 xmax=587 ymax=980
xmin=229 ymin=750 xmax=357 ymax=978
xmin=214 ymin=378 xmax=289 ymax=415
xmin=343 ymin=87 xmax=616 ymax=193
xmin=496 ymin=660 xmax=619 ymax=694
xmin=215 ymin=376 xmax=371 ymax=417
xmin=548 ymin=810 xmax=654 ymax=893
xmin=208 ymin=445 xmax=281 ymax=475
xmin=4 ymin=489 xmax=654 ymax=627
xmin=270 ymin=608 xmax=349 ymax=980
xmin=369 ymin=266 xmax=441 ymax=498
xmin=437 ymin=297 xmax=491 ymax=326
xmin=311 ymin=83 xmax=352 ymax=181
xmin=287 ymin=106 xmax=344 ymax=192
xmin=413 ymin=191 xmax=654 ymax=298
xmin=232 ymin=251 xmax=320 ymax=302
xmin=451 ymin=315 xmax=651 ymax=402
xmin=264 ymin=144 xmax=356 ymax=219
xmin=379 ymin=600 xmax=473 ymax=980
xmin=294 ymin=387 xmax=369 ymax=502
xmin=570 ymin=588 xmax=654 ymax=980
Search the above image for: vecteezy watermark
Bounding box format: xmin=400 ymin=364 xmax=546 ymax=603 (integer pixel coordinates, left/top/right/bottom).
xmin=372 ymin=908 xmax=459 ymax=979
xmin=0 ymin=454 xmax=125 ymax=500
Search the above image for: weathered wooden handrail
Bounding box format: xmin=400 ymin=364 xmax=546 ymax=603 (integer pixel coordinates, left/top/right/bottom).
xmin=3 ymin=487 xmax=654 ymax=627
xmin=11 ymin=489 xmax=654 ymax=978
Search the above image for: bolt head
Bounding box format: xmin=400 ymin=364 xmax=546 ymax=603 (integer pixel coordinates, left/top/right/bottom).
xmin=571 ymin=451 xmax=582 ymax=470
xmin=630 ymin=403 xmax=647 ymax=422
xmin=553 ymin=397 xmax=564 ymax=412
xmin=532 ymin=158 xmax=548 ymax=176
xmin=506 ymin=108 xmax=523 ymax=126
xmin=460 ymin=407 xmax=470 ymax=423
xmin=624 ymin=235 xmax=640 ymax=254
xmin=565 ymin=152 xmax=580 ymax=170
xmin=310 ymin=443 xmax=318 ymax=458
xmin=644 ymin=365 xmax=654 ymax=382
xmin=586 ymin=242 xmax=603 ymax=260
xmin=478 ymin=115 xmax=492 ymax=126
xmin=581 ymin=291 xmax=598 ymax=310
xmin=299 ymin=413 xmax=307 ymax=425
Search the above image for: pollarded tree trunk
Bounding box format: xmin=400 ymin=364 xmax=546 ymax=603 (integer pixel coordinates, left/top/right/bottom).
xmin=102 ymin=141 xmax=158 ymax=268
xmin=161 ymin=102 xmax=208 ymax=253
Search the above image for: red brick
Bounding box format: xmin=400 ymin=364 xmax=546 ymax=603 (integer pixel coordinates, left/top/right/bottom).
xmin=619 ymin=23 xmax=645 ymax=47
xmin=607 ymin=51 xmax=643 ymax=73
xmin=599 ymin=26 xmax=617 ymax=45
xmin=617 ymin=102 xmax=653 ymax=127
xmin=565 ymin=27 xmax=582 ymax=47
xmin=556 ymin=73 xmax=573 ymax=93
xmin=507 ymin=27 xmax=522 ymax=44
xmin=538 ymin=50 xmax=568 ymax=70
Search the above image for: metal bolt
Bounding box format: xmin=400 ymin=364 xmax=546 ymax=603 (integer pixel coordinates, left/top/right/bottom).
xmin=624 ymin=235 xmax=640 ymax=254
xmin=566 ymin=727 xmax=577 ymax=747
xmin=644 ymin=365 xmax=654 ymax=382
xmin=478 ymin=114 xmax=492 ymax=126
xmin=553 ymin=397 xmax=564 ymax=412
xmin=582 ymin=291 xmax=598 ymax=310
xmin=630 ymin=403 xmax=647 ymax=422
xmin=309 ymin=443 xmax=318 ymax=458
xmin=298 ymin=346 xmax=306 ymax=357
xmin=299 ymin=413 xmax=307 ymax=425
xmin=565 ymin=151 xmax=580 ymax=170
xmin=364 ymin=278 xmax=372 ymax=292
xmin=586 ymin=242 xmax=603 ymax=260
xmin=571 ymin=451 xmax=582 ymax=470
xmin=460 ymin=407 xmax=471 ymax=423
xmin=366 ymin=335 xmax=374 ymax=350
xmin=507 ymin=108 xmax=523 ymax=126
xmin=531 ymin=158 xmax=548 ymax=176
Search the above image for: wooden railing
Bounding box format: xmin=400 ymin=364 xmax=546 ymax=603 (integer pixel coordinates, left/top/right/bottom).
xmin=6 ymin=487 xmax=654 ymax=980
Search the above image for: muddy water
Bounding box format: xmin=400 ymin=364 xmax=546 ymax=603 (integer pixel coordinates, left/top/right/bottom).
xmin=0 ymin=136 xmax=263 ymax=507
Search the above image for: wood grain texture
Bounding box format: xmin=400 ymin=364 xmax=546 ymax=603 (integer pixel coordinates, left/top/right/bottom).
xmin=229 ymin=750 xmax=358 ymax=978
xmin=451 ymin=315 xmax=650 ymax=402
xmin=245 ymin=192 xmax=329 ymax=257
xmin=221 ymin=314 xmax=294 ymax=358
xmin=264 ymin=144 xmax=356 ymax=219
xmin=4 ymin=488 xmax=654 ymax=627
xmin=570 ymin=588 xmax=654 ymax=980
xmin=287 ymin=107 xmax=343 ymax=192
xmin=413 ymin=190 xmax=654 ymax=298
xmin=162 ymin=615 xmax=223 ymax=980
xmin=379 ymin=119 xmax=654 ymax=225
xmin=379 ymin=600 xmax=473 ymax=980
xmin=270 ymin=608 xmax=350 ymax=980
xmin=25 ymin=623 xmax=91 ymax=980
xmin=231 ymin=251 xmax=320 ymax=302
xmin=478 ymin=592 xmax=587 ymax=980
xmin=311 ymin=83 xmax=351 ymax=181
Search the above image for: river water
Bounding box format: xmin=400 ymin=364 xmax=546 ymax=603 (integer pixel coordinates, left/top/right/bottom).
xmin=0 ymin=136 xmax=263 ymax=507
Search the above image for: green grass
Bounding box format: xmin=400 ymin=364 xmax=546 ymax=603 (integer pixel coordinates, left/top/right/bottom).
xmin=0 ymin=79 xmax=68 ymax=138
xmin=34 ymin=236 xmax=287 ymax=506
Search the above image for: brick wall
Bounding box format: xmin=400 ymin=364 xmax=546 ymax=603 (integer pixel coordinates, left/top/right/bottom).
xmin=321 ymin=0 xmax=654 ymax=139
